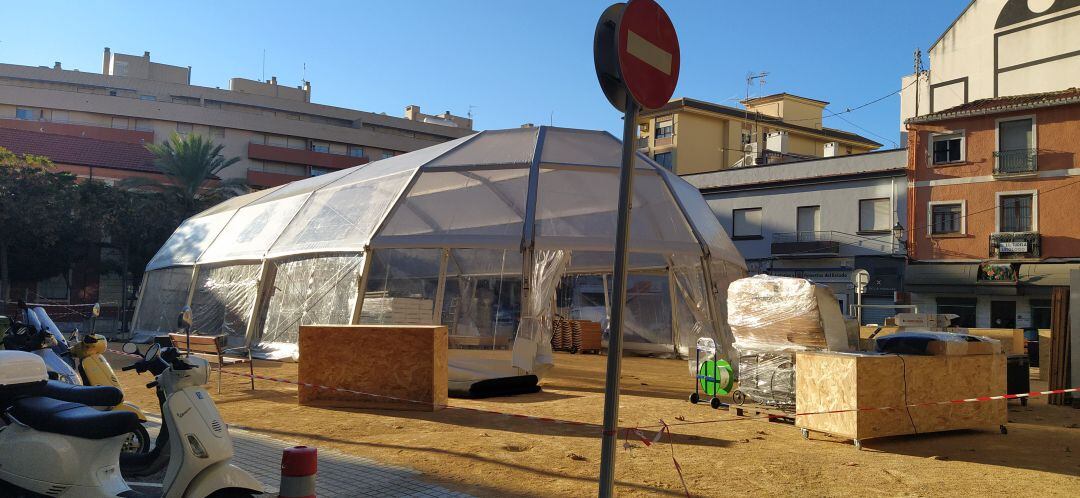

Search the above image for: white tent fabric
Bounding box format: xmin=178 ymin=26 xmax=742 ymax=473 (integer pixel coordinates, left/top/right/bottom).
xmin=134 ymin=126 xmax=746 ymax=387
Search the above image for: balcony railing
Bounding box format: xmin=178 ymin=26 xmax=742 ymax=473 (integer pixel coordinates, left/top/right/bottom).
xmin=771 ymin=231 xmax=841 ymax=255
xmin=989 ymin=231 xmax=1041 ymax=259
xmin=636 ymin=137 xmax=649 ymax=149
xmin=993 ymin=148 xmax=1037 ymax=176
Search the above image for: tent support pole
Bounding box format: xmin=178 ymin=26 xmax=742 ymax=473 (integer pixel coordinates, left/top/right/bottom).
xmin=668 ymin=262 xmax=680 ymax=356
xmin=701 ymin=257 xmax=732 ymax=366
xmin=184 ymin=264 xmax=201 ymax=309
xmin=128 ymin=272 xmax=150 ymax=338
xmin=432 ymin=248 xmax=450 ymax=325
xmin=350 ymin=250 xmax=374 ymax=324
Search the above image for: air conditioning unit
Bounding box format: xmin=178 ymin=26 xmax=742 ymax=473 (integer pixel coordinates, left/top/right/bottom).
xmin=741 ymin=143 xmax=759 ymax=168
xmin=765 ymin=131 xmax=789 ymax=154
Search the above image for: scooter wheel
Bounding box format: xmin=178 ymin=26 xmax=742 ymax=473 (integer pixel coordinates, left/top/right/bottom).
xmin=122 ymin=425 xmax=151 ymax=455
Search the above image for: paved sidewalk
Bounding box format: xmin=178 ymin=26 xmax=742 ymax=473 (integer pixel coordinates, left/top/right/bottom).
xmin=135 ymin=417 xmax=471 ymax=497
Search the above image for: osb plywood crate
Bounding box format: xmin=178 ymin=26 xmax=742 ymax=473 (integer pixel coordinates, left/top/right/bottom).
xmin=795 ymin=351 xmax=1006 ymax=444
xmin=298 ymin=325 xmax=447 ymax=412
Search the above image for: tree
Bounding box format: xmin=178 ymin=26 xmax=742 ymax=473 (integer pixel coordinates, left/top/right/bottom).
xmin=0 ymin=148 xmax=77 ymax=302
xmin=124 ymin=133 xmax=246 ymax=216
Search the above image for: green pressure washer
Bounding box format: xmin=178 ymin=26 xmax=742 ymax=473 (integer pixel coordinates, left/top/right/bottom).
xmin=689 ymin=337 xmax=733 ymax=409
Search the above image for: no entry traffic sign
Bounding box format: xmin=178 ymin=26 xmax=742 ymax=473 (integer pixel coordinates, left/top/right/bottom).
xmin=618 ymin=0 xmax=680 ymax=109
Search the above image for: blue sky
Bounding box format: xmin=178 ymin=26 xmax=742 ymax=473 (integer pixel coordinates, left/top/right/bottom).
xmin=0 ymin=1 xmax=966 ymax=147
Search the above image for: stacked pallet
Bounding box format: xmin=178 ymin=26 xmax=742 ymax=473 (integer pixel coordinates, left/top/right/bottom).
xmin=550 ymin=318 xmax=603 ymax=354
xmin=360 ymin=296 xmax=434 ymax=325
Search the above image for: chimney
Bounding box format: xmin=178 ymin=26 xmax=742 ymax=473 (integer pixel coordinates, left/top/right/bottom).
xmin=143 ymin=51 xmax=150 ymax=59
xmin=302 ymin=80 xmax=311 ymax=102
xmin=102 ymin=47 xmax=110 ymax=75
xmin=53 ymin=62 xmax=62 ymax=70
xmin=271 ymin=76 xmax=277 ymax=85
xmin=404 ymin=105 xmax=420 ymax=121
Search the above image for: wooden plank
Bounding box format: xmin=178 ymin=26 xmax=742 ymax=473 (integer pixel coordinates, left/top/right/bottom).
xmin=1039 ymin=328 xmax=1051 ymax=381
xmin=298 ymin=324 xmax=448 ymax=411
xmin=796 ymin=351 xmax=1006 ymax=440
xmin=1049 ymin=287 xmax=1070 ymax=405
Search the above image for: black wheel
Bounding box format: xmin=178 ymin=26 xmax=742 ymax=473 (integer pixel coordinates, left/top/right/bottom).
xmin=710 ymin=397 xmax=722 ymax=409
xmin=207 ymin=489 xmax=259 ymax=498
xmin=732 ymin=390 xmax=747 ymax=406
xmin=801 ymin=428 xmax=809 ymax=440
xmin=121 ymin=424 xmax=151 ymax=455
xmin=689 ymin=392 xmax=700 ymax=404
xmin=1000 ymin=425 xmax=1008 ymax=435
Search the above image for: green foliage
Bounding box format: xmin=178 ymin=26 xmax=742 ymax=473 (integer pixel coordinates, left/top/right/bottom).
xmin=126 ymin=132 xmax=246 ymax=216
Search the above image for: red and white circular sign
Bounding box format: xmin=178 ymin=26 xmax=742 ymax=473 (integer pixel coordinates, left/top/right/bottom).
xmin=617 ymin=0 xmax=680 ymax=110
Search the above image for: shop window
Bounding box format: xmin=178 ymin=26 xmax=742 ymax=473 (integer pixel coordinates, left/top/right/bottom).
xmin=936 ymin=297 xmax=976 ymax=327
xmin=858 ymin=198 xmax=890 ymax=233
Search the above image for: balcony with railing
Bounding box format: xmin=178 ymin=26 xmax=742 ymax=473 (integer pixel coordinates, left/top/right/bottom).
xmin=993 ymin=148 xmax=1037 ymax=177
xmin=771 ymin=230 xmax=897 ymax=256
xmin=636 ymin=137 xmax=649 ymax=150
xmin=989 ymin=231 xmax=1041 ymax=259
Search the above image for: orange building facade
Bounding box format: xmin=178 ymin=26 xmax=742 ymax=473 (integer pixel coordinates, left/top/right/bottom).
xmin=904 ymin=89 xmax=1080 ymax=329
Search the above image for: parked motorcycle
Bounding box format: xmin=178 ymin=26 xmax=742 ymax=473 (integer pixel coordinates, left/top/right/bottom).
xmin=0 ymin=324 xmax=264 ymax=496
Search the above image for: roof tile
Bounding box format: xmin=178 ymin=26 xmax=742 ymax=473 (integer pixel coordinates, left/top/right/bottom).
xmin=0 ymin=127 xmax=158 ymax=173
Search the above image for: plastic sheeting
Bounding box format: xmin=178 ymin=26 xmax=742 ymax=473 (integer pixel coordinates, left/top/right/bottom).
xmin=190 ymin=264 xmax=261 ymax=345
xmin=513 ymin=249 xmax=568 ymax=373
xmin=259 ymin=254 xmax=364 ymax=350
xmin=736 ymin=352 xmax=796 ymax=409
xmin=133 ymin=267 xmax=193 ymax=334
xmin=728 ymin=275 xmax=828 ymax=352
xmin=671 ymin=257 xmax=716 ymax=373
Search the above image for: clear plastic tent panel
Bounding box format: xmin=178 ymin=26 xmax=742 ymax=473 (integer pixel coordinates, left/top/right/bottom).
xmin=376 ymin=168 xmax=530 ymax=248
xmin=259 ymin=254 xmax=363 ymax=346
xmin=656 ymin=166 xmax=746 ymax=271
xmin=189 ymin=264 xmax=261 ymax=345
xmin=441 ymin=249 xmax=522 ymax=349
xmin=361 ymin=249 xmax=442 ymax=325
xmin=513 ymin=249 xmax=568 ymax=372
xmin=671 ymin=256 xmax=717 ymax=371
xmin=533 ymin=168 xmax=699 ymax=253
xmin=566 ymin=250 xmax=668 ymax=273
xmin=425 ymin=128 xmax=536 ymax=168
xmin=540 ymin=127 xmax=652 ymax=169
xmin=268 ymin=171 xmax=412 ymax=256
xmin=133 ymin=267 xmax=193 ymax=333
xmin=198 ymin=194 xmax=311 ymax=264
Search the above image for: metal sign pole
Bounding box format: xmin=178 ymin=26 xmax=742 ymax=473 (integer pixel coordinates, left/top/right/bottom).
xmin=598 ymin=93 xmax=639 ymax=498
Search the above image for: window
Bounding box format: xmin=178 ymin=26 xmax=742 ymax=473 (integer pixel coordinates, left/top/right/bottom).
xmin=139 ymin=94 xmax=157 ymax=101
xmin=111 ymin=117 xmax=128 ymax=129
xmin=1030 ymin=299 xmax=1052 ymax=329
xmin=176 ymin=122 xmax=193 ymax=135
xmin=37 ymin=274 xmax=69 ymax=301
xmin=929 ymin=202 xmax=964 ymax=235
xmin=15 ymin=107 xmax=38 ymax=120
xmin=936 ymin=297 xmax=976 ymax=327
xmin=653 ymin=152 xmax=673 ymax=170
xmin=310 ymin=142 xmax=330 ymax=153
xmin=655 ymin=118 xmax=673 ymax=139
xmin=931 ymin=132 xmax=964 ymax=165
xmin=210 ymin=127 xmax=225 ymax=138
xmin=732 ymin=208 xmax=762 ymax=239
xmin=796 ymin=206 xmax=820 ymax=239
xmin=999 ymin=194 xmax=1033 ymax=232
xmin=51 ymin=110 xmax=69 ymax=123
xmin=381 ymin=151 xmax=394 ymax=160
xmin=349 ymin=146 xmax=365 ymax=158
xmin=310 ymin=167 xmax=332 ymax=176
xmin=858 ymin=198 xmax=890 ymax=233
xmin=998 ymin=118 xmax=1033 ymax=152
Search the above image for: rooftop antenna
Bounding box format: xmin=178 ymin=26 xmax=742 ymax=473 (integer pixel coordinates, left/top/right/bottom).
xmin=261 ymin=49 xmax=266 ymax=81
xmin=302 ymin=62 xmax=307 ymax=85
xmin=745 ymin=71 xmax=768 ymax=153
xmin=467 ymin=104 xmax=477 ymax=120
xmin=550 ymin=110 xmax=554 ymax=126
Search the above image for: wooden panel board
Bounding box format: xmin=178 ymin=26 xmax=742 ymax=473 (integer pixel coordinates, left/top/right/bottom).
xmin=298 ymin=325 xmax=447 ymax=411
xmin=1048 ymin=287 xmax=1070 ymax=405
xmin=796 ymin=351 xmax=1006 ymax=440
xmin=1039 ymin=329 xmax=1051 ymax=381
xmin=965 ymin=328 xmax=1024 ymax=355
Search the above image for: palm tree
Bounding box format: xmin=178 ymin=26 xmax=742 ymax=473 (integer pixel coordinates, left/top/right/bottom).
xmin=124 ymin=133 xmax=247 ymax=215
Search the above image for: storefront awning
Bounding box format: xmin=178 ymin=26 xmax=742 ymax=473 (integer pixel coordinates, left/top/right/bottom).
xmin=1019 ymin=264 xmax=1080 ymax=286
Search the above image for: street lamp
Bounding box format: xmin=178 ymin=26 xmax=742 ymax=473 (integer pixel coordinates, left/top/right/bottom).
xmin=892 ymin=222 xmax=906 ymax=252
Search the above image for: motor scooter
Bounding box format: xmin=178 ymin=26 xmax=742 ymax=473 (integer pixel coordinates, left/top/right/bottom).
xmin=2 ymin=315 xmax=81 ymax=385
xmin=0 ymin=312 xmax=264 ymax=497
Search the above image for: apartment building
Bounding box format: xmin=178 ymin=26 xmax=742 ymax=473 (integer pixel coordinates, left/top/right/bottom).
xmin=636 ymin=93 xmax=881 ymax=175
xmin=900 ymin=0 xmax=1080 ymax=130
xmin=904 ymin=87 xmax=1080 ymax=329
xmin=0 ymin=48 xmax=473 ymax=187
xmin=684 ymin=149 xmax=908 ymax=324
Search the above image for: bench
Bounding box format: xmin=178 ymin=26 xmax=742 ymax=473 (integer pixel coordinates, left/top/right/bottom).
xmin=168 ymin=333 xmax=255 ymax=393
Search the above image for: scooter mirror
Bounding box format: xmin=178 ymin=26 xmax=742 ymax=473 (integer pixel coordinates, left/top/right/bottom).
xmin=122 ymin=341 xmax=139 ymax=355
xmin=91 ymin=303 xmax=101 ymax=318
xmin=178 ymin=306 xmax=193 ymax=330
xmin=144 ymin=343 xmax=160 ymax=362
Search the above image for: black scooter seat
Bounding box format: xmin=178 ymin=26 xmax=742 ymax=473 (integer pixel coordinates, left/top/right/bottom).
xmin=9 ymin=397 xmax=139 ymax=439
xmin=40 ymin=381 xmax=123 ymax=407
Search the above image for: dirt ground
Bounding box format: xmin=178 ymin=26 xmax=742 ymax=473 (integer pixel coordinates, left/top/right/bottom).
xmin=110 ymin=350 xmax=1080 ymax=497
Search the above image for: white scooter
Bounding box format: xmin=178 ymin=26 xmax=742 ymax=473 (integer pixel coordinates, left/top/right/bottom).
xmin=0 ymin=315 xmax=264 ymax=497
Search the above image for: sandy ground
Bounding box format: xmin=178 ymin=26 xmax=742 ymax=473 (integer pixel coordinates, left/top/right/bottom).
xmin=110 ymin=350 xmax=1080 ymax=497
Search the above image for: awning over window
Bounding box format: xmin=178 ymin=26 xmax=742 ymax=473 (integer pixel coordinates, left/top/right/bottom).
xmin=1019 ymin=264 xmax=1080 ymax=287
xmin=904 ymin=263 xmax=978 ymax=286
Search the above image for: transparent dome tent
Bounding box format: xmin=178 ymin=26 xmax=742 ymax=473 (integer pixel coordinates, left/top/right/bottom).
xmin=133 ymin=126 xmax=746 ymax=389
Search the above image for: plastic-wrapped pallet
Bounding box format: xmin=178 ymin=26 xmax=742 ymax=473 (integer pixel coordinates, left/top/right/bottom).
xmin=736 ymin=351 xmax=796 ymax=409
xmin=727 ymin=275 xmax=850 ymax=352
